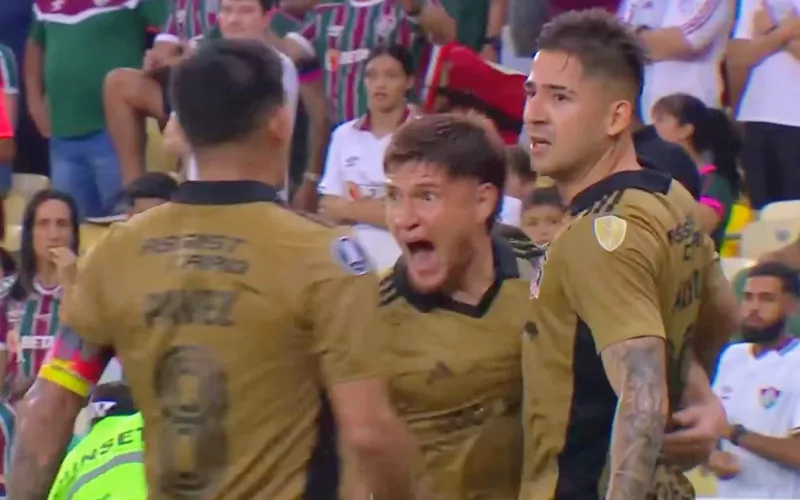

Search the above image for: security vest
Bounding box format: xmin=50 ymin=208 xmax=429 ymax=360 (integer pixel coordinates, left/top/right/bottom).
xmin=48 ymin=412 xmax=145 ymax=500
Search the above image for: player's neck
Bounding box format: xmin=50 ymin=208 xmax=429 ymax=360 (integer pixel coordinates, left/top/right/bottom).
xmin=194 ymin=148 xmax=286 ymax=187
xmin=369 ymin=106 xmax=407 ymax=137
xmin=557 ymin=136 xmax=640 ymax=206
xmin=448 ymin=233 xmax=495 ymax=306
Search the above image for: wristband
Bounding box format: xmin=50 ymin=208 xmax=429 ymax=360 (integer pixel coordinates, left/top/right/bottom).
xmin=729 ymin=424 xmax=748 ymax=446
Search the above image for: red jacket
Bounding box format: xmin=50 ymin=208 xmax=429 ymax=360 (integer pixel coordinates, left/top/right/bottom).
xmin=422 ymin=43 xmax=526 ymax=145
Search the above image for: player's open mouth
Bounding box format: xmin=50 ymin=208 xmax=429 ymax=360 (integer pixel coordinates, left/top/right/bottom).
xmin=529 ymin=136 xmax=551 ymax=154
xmin=405 ymin=240 xmax=438 ymax=273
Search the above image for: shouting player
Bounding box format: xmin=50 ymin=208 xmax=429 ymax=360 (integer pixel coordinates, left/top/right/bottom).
xmin=520 ymin=10 xmax=733 ymax=500
xmin=10 ymin=40 xmax=423 ymax=500
xmin=374 ymin=113 xmax=541 ymax=498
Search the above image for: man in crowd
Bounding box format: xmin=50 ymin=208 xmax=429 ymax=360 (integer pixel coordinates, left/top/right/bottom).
xmin=47 ymin=383 xmax=144 ymax=500
xmin=710 ymin=262 xmax=800 ymax=498
xmin=282 ymin=0 xmax=454 ymax=126
xmin=0 ymin=41 xmax=18 ymax=193
xmin=11 ymin=39 xmax=423 ymax=500
xmin=727 ymin=1 xmax=800 ymax=208
xmin=24 ymin=0 xmax=167 ymax=218
xmin=621 ymin=0 xmax=732 ymax=122
xmin=439 ymin=0 xmax=507 ymax=60
xmin=521 ymin=9 xmax=731 ymax=499
xmin=105 ymin=0 xmax=314 ymax=189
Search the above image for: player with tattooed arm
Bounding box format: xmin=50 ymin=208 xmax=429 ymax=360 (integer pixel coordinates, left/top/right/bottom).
xmin=520 ymin=10 xmax=731 ymax=500
xmin=10 ymin=40 xmax=424 ymax=500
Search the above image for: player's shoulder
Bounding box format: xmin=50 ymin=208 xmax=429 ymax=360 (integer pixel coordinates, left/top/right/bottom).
xmin=281 ymin=210 xmax=375 ymax=278
xmin=377 ymin=267 xmax=402 ymax=308
xmin=568 ymin=169 xmax=679 ymax=241
xmin=492 ymin=224 xmax=545 ymax=274
xmin=332 ymin=118 xmax=364 ymax=138
xmin=717 ymin=342 xmax=753 ymax=367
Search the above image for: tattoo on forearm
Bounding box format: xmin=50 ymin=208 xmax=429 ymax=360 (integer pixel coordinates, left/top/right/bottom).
xmin=604 ymin=339 xmax=668 ymax=500
xmin=9 ymin=383 xmax=82 ymax=499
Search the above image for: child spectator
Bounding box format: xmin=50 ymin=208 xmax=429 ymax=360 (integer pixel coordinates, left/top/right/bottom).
xmin=521 ymin=187 xmax=566 ymax=246
xmin=651 ymin=93 xmax=742 ymax=250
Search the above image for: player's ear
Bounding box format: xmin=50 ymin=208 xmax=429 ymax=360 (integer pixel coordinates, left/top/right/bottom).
xmin=265 ymin=104 xmax=293 ymax=145
xmin=475 ymin=182 xmax=499 ymax=226
xmin=605 ymin=98 xmax=633 ymax=137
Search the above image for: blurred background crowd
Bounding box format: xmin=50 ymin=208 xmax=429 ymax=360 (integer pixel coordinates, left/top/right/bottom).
xmin=0 ymin=0 xmax=800 ymax=497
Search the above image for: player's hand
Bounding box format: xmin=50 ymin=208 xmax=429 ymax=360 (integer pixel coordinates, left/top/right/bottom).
xmin=753 ymin=2 xmax=777 ymax=35
xmin=707 ymin=450 xmax=740 ymax=479
xmin=319 ymin=196 xmax=351 ymax=223
xmin=50 ymin=246 xmax=78 ymax=287
xmin=661 ymin=396 xmax=727 ymax=469
xmin=28 ymin=97 xmax=51 ymax=138
xmin=479 ymin=44 xmax=499 ymax=63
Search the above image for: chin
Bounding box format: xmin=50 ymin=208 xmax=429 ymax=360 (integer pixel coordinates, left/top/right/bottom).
xmin=407 ymin=269 xmax=447 ymax=294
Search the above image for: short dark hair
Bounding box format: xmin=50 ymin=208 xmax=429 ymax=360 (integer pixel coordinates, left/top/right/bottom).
xmin=506 ymin=145 xmax=536 ymax=183
xmin=537 ymin=8 xmax=645 ymax=98
xmin=366 ymin=44 xmax=415 ymax=76
xmin=170 ymin=38 xmax=285 ymax=148
xmin=384 ymin=113 xmax=507 ymax=226
xmin=747 ymin=262 xmax=800 ymax=296
xmin=524 ymin=186 xmax=565 ymax=211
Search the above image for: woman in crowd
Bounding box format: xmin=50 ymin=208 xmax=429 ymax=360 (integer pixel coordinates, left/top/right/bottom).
xmin=651 ymin=93 xmax=743 ymax=250
xmin=0 ymin=189 xmax=79 ymax=402
xmin=317 ymin=44 xmax=416 ymax=271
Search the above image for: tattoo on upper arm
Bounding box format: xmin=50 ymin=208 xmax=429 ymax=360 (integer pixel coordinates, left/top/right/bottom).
xmin=601 ymin=337 xmax=669 ymax=500
xmin=9 ymin=380 xmax=86 ymax=499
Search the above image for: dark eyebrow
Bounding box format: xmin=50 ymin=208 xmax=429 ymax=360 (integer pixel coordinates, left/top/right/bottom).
xmin=524 ymin=80 xmax=576 ymax=95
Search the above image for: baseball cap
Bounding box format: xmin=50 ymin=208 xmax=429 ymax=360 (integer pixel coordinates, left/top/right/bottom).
xmin=89 ymin=382 xmax=136 ymax=423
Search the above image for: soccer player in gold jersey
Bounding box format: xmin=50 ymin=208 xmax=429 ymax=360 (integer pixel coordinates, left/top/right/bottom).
xmin=10 ymin=39 xmax=424 ymax=500
xmin=520 ymin=9 xmax=736 ymax=500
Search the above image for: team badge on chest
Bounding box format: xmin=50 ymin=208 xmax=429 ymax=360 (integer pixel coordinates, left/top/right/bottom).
xmin=759 ymin=387 xmax=781 ymax=409
xmin=593 ymin=215 xmax=627 ymax=252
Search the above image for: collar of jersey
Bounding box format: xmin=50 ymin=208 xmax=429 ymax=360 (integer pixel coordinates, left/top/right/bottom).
xmin=392 ymin=236 xmax=519 ymax=317
xmin=171 ymin=181 xmax=283 ymax=205
xmin=569 ymin=167 xmax=670 ymax=215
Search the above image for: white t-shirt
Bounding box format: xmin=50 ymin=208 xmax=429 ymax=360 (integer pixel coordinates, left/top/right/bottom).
xmin=713 ymin=339 xmax=800 ymax=499
xmin=185 ymin=48 xmax=300 ymax=190
xmin=318 ymin=116 xmax=402 ymax=272
xmin=499 ymin=196 xmax=522 ymax=227
xmin=734 ymin=0 xmax=800 ymax=127
xmin=619 ymin=0 xmax=731 ymax=121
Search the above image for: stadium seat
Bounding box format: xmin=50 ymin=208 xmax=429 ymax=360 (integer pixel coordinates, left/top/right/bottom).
xmin=720 ymin=257 xmax=755 ymax=281
xmin=720 ymin=204 xmax=756 ymax=257
xmin=4 ymin=193 xmax=27 ymax=225
xmin=740 ymin=219 xmax=800 ymax=259
xmin=3 ymin=224 xmax=21 ymax=252
xmin=759 ymin=200 xmax=800 ymax=221
xmin=11 ymin=173 xmax=49 ymax=200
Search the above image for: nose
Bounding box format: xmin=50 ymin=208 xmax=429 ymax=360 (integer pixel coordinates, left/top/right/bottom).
xmin=387 ymin=196 xmax=419 ymax=233
xmin=523 ymin=93 xmax=547 ymax=128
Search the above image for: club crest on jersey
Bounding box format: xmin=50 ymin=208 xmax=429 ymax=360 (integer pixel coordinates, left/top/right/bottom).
xmin=376 ymin=14 xmax=397 ymax=40
xmin=331 ymin=236 xmax=372 ymax=276
xmin=759 ymin=386 xmax=781 ymax=409
xmin=593 ymin=215 xmax=627 ymax=252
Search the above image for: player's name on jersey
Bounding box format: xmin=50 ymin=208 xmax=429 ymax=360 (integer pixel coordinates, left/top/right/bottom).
xmin=142 ymin=289 xmax=238 ymax=328
xmin=141 ymin=234 xmax=249 ymax=275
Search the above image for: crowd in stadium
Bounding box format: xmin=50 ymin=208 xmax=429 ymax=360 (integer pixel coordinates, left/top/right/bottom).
xmin=0 ymin=0 xmax=798 ymax=498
